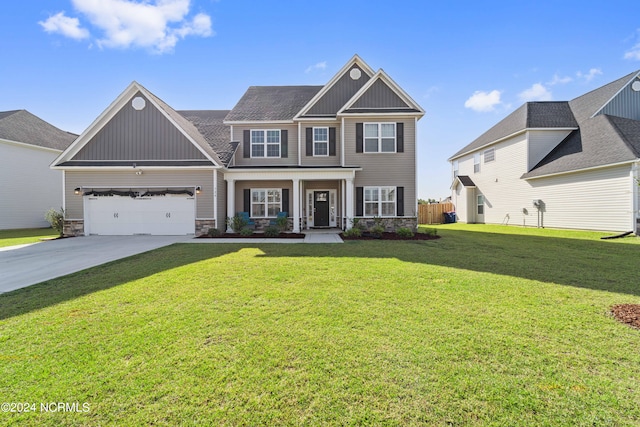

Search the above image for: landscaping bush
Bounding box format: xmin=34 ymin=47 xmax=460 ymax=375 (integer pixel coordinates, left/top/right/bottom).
xmin=396 ymin=227 xmax=415 ymax=238
xmin=264 ymin=226 xmax=280 ymax=237
xmin=45 ymin=208 xmax=65 ymax=237
xmin=370 ymin=224 xmax=385 ymax=238
xmin=208 ymin=228 xmax=221 ymax=237
xmin=422 ymin=227 xmax=438 ymax=237
xmin=343 ymin=227 xmax=362 ymax=238
xmin=227 ymin=214 xmax=248 ymax=233
xmin=275 ymin=216 xmax=288 ymax=232
xmin=240 ymin=227 xmax=254 ymax=237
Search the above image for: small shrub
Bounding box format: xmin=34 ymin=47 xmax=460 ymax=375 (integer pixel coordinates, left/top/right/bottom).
xmin=240 ymin=227 xmax=254 ymax=237
xmin=396 ymin=227 xmax=414 ymax=238
xmin=370 ymin=224 xmax=385 ymax=238
xmin=227 ymin=214 xmax=248 ymax=233
xmin=45 ymin=207 xmax=65 ymax=237
xmin=343 ymin=227 xmax=362 ymax=238
xmin=264 ymin=226 xmax=280 ymax=237
xmin=350 ymin=218 xmax=365 ymax=230
xmin=207 ymin=227 xmax=221 ymax=237
xmin=275 ymin=216 xmax=288 ymax=231
xmin=422 ymin=227 xmax=438 ymax=237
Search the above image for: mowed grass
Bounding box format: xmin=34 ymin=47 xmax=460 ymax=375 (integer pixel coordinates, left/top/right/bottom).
xmin=0 ymin=228 xmax=57 ymax=248
xmin=1 ymin=225 xmax=640 ymax=425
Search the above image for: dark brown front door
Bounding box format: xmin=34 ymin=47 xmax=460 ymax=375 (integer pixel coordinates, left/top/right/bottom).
xmin=314 ymin=191 xmax=329 ymax=227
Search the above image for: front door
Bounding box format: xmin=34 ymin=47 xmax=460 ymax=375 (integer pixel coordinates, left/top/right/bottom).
xmin=314 ymin=191 xmax=330 ymax=227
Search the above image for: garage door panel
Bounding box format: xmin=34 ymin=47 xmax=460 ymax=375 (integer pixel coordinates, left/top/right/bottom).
xmin=85 ymin=195 xmax=195 ymax=235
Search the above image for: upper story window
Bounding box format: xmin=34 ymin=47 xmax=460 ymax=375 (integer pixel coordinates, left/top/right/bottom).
xmin=251 ymin=130 xmax=280 ymax=158
xmin=474 ymin=153 xmax=481 ymax=173
xmin=364 ymin=186 xmax=396 ymax=217
xmin=484 ymin=148 xmax=495 ymax=163
xmin=453 ymin=160 xmax=459 ymax=178
xmin=313 ymin=127 xmax=328 ymax=156
xmin=364 ymin=123 xmax=396 ymax=153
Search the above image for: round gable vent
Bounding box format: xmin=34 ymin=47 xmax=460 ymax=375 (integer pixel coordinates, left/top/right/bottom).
xmin=349 ymin=68 xmax=362 ymax=80
xmin=132 ymin=96 xmax=146 ymax=110
xmin=632 ymin=80 xmax=640 ymax=92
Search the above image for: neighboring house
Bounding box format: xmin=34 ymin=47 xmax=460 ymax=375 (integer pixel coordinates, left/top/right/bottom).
xmin=51 ymin=55 xmax=425 ymax=236
xmin=449 ymin=70 xmax=640 ymax=233
xmin=0 ymin=110 xmax=76 ymax=229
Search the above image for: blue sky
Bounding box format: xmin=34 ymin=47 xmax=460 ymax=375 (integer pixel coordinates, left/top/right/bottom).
xmin=2 ymin=1 xmax=640 ymax=199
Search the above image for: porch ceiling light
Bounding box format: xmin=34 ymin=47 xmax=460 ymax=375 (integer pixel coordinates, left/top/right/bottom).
xmin=74 ymin=187 xmax=81 ymax=195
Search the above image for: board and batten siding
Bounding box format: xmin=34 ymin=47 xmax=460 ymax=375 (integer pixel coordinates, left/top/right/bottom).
xmin=301 ymin=122 xmax=341 ymax=167
xmin=305 ymin=65 xmax=370 ymax=116
xmin=72 ymin=92 xmax=206 ymax=161
xmin=64 ymin=170 xmax=215 ymax=219
xmin=528 ymin=165 xmax=633 ymax=231
xmin=343 ymin=118 xmax=416 ymax=216
xmin=0 ymin=142 xmax=63 ymax=229
xmin=598 ymin=81 xmax=640 ymax=121
xmin=527 ymin=130 xmax=572 ymax=171
xmin=233 ymin=124 xmax=297 ymax=167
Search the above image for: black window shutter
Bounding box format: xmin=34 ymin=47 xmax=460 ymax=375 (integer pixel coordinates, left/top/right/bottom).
xmin=397 ymin=186 xmax=404 ymax=216
xmin=306 ymin=127 xmax=313 ymax=156
xmin=329 ymin=127 xmax=336 ymax=156
xmin=356 ymin=187 xmax=363 ymax=216
xmin=396 ymin=123 xmax=404 ymax=153
xmin=281 ymin=130 xmax=288 ymax=158
xmin=282 ymin=189 xmax=289 ymax=215
xmin=356 ymin=123 xmax=363 ymax=153
xmin=243 ymin=189 xmax=251 ymax=213
xmin=243 ymin=130 xmax=250 ymax=158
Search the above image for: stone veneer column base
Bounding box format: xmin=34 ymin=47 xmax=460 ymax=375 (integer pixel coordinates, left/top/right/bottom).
xmin=195 ymin=220 xmax=216 ymax=237
xmin=64 ymin=220 xmax=84 ymax=237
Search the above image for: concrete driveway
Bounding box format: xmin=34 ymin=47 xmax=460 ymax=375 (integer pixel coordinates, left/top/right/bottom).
xmin=0 ymin=235 xmax=192 ymax=294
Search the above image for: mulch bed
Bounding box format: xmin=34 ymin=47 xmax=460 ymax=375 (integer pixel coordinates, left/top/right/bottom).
xmin=340 ymin=232 xmax=440 ymax=241
xmin=198 ymin=232 xmax=305 ymax=239
xmin=611 ymin=304 xmax=640 ymax=330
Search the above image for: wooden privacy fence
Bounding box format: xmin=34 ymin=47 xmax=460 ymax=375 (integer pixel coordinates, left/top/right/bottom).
xmin=418 ymin=202 xmax=455 ymax=224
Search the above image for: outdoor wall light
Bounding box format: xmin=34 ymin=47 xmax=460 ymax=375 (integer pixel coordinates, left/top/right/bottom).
xmin=74 ymin=187 xmax=81 ymax=195
xmin=195 ymin=186 xmax=202 ymax=194
xmin=135 ymin=170 xmax=143 ymax=175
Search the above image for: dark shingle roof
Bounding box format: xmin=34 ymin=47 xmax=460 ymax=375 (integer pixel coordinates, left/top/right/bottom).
xmin=225 ymin=86 xmax=323 ymax=122
xmin=0 ymin=110 xmax=76 ymax=150
xmin=523 ymin=114 xmax=640 ymax=178
xmin=450 ymin=102 xmax=577 ymax=159
xmin=456 ymin=175 xmax=476 ymax=187
xmin=568 ymin=70 xmax=638 ymax=123
xmin=178 ymin=110 xmax=237 ymax=166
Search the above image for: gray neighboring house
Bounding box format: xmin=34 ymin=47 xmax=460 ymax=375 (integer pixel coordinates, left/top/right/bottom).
xmin=52 ymin=55 xmax=425 ymax=236
xmin=0 ymin=110 xmax=76 ymax=229
xmin=449 ymin=70 xmax=640 ymax=232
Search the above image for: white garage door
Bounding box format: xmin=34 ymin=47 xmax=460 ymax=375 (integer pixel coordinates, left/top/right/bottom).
xmin=84 ymin=194 xmax=195 ymax=235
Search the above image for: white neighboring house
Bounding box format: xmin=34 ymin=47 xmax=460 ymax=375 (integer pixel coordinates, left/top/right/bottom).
xmin=449 ymin=70 xmax=640 ymax=233
xmin=0 ymin=110 xmax=77 ymax=229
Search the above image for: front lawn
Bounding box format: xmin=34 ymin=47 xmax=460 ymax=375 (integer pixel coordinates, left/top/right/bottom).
xmin=1 ymin=225 xmax=640 ymax=425
xmin=0 ymin=228 xmax=57 ymax=248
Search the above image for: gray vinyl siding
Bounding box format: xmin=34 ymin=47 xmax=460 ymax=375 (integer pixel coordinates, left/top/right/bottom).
xmin=598 ymin=82 xmax=640 ymax=121
xmin=301 ymin=122 xmax=341 ymax=166
xmin=234 ymin=180 xmax=292 ymax=214
xmin=351 ymin=79 xmax=410 ymax=109
xmin=216 ymin=169 xmax=226 ymax=229
xmin=527 ymin=130 xmax=572 ymax=171
xmin=233 ymin=125 xmax=297 ymax=166
xmin=0 ymin=142 xmax=62 ymax=229
xmin=72 ymin=92 xmax=207 ymax=161
xmin=305 ymin=65 xmax=370 ymax=116
xmin=344 ymin=118 xmax=416 ymax=216
xmin=64 ymin=169 xmax=215 ymax=219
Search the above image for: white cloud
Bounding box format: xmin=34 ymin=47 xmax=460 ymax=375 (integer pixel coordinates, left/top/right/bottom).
xmin=624 ymin=29 xmax=640 ymax=60
xmin=305 ymin=61 xmax=327 ymax=73
xmin=464 ymin=90 xmax=502 ymax=112
xmin=547 ymin=74 xmax=572 ymax=86
xmin=40 ymin=0 xmax=213 ymax=53
xmin=518 ymin=83 xmax=552 ymax=102
xmin=576 ymin=68 xmax=603 ymax=82
xmin=39 ymin=12 xmax=89 ymax=40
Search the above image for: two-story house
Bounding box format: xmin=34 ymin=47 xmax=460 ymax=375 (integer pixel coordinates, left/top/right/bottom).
xmin=449 ymin=69 xmax=640 ymax=233
xmin=51 ymin=55 xmax=424 ymax=236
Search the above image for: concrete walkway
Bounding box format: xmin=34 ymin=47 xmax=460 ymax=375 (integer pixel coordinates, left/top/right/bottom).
xmin=0 ymin=235 xmax=191 ymax=294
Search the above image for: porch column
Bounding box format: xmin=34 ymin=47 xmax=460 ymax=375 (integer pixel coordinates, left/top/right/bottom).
xmin=226 ymin=178 xmax=235 ymax=233
xmin=292 ymin=178 xmax=300 ymax=233
xmin=345 ymin=178 xmax=354 ymax=230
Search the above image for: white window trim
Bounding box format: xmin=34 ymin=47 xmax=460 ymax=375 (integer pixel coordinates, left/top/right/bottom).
xmin=363 ymin=186 xmax=396 ymax=217
xmin=313 ymin=127 xmax=329 ymax=157
xmin=453 ymin=160 xmax=459 ymax=178
xmin=250 ymin=188 xmax=282 ymax=218
xmin=364 ymin=123 xmax=396 ymax=153
xmin=251 ymin=129 xmax=281 ymax=158
xmin=477 ymin=194 xmax=484 ymax=215
xmin=474 ymin=153 xmax=481 ymax=173
xmin=483 ymin=148 xmax=495 ymax=163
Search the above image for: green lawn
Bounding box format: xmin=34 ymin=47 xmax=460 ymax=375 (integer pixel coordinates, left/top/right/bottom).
xmin=0 ymin=228 xmax=57 ymax=248
xmin=1 ymin=225 xmax=640 ymax=425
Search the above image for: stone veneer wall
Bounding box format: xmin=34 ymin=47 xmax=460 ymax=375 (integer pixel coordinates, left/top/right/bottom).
xmin=358 ymin=217 xmax=418 ymax=232
xmin=64 ymin=220 xmax=84 ymax=237
xmin=195 ymin=220 xmax=216 ymax=237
